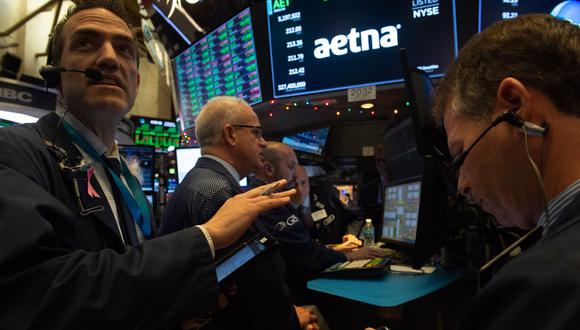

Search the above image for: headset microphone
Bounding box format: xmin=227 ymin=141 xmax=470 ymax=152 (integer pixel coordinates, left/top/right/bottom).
xmin=39 ymin=66 xmax=103 ymax=88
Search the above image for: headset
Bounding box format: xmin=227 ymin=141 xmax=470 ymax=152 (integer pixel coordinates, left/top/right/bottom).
xmin=39 ymin=33 xmax=103 ymax=88
xmin=497 ymin=108 xmax=548 ymax=136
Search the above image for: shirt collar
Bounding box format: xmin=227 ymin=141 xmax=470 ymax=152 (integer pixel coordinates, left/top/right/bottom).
xmin=292 ymin=195 xmax=310 ymax=210
xmin=203 ymin=154 xmax=241 ymax=182
xmin=55 ymin=104 xmax=117 ymax=159
xmin=537 ymin=179 xmax=580 ymax=234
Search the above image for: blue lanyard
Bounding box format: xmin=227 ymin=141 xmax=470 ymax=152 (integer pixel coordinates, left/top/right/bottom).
xmin=62 ymin=121 xmax=151 ymax=237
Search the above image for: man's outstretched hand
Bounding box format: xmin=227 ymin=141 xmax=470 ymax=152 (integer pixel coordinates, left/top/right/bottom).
xmin=201 ymin=179 xmax=295 ymax=249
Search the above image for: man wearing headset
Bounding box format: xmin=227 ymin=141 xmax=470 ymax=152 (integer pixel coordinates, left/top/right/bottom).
xmin=432 ymin=14 xmax=579 ymax=329
xmin=0 ymin=1 xmax=294 ymax=328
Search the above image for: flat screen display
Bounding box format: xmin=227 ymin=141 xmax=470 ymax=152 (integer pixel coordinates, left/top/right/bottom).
xmin=479 ymin=0 xmax=580 ymax=31
xmin=216 ymin=238 xmax=266 ymax=282
xmin=118 ymin=145 xmax=155 ymax=192
xmin=381 ymin=180 xmax=421 ymax=244
xmin=175 ymin=148 xmax=247 ymax=186
xmin=131 ymin=116 xmax=181 ymax=152
xmin=266 ymin=0 xmax=458 ymax=98
xmin=173 ymin=8 xmax=263 ymax=130
xmin=176 ymin=147 xmax=202 ymax=183
xmin=282 ymin=127 xmax=329 ymax=155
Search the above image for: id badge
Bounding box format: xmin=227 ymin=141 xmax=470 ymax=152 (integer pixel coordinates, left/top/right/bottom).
xmin=311 ymin=209 xmax=328 ymax=222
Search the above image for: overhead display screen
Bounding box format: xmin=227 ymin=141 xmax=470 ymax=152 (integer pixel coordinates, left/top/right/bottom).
xmin=479 ymin=0 xmax=580 ymax=31
xmin=266 ymin=0 xmax=458 ymax=98
xmin=173 ymin=8 xmax=263 ymax=129
xmin=131 ymin=116 xmax=181 ymax=152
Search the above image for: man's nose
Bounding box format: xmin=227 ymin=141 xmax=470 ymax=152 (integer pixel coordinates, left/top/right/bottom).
xmin=96 ymin=42 xmax=120 ymax=71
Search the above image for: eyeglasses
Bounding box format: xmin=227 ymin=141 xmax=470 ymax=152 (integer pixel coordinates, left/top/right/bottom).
xmin=231 ymin=124 xmax=262 ymax=138
xmin=448 ymin=109 xmax=523 ymax=175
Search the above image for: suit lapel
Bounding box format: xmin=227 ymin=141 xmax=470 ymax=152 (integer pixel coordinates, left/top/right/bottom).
xmin=34 ymin=112 xmax=126 ymax=245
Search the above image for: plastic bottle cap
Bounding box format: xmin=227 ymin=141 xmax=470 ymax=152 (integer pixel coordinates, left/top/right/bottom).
xmin=365 ymin=219 xmax=372 ymax=223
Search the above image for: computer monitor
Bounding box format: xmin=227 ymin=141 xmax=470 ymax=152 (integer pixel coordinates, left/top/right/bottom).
xmin=175 ymin=147 xmax=248 ymax=186
xmin=176 ymin=147 xmax=202 ymax=184
xmin=282 ymin=127 xmax=330 ymax=155
xmin=172 ymin=7 xmax=264 ymax=130
xmin=377 ymin=51 xmax=452 ymax=268
xmin=381 ymin=179 xmax=421 ymax=245
xmin=118 ymin=145 xmax=155 ymax=193
xmin=265 ymin=0 xmax=458 ymax=98
xmin=131 ymin=116 xmax=181 ymax=152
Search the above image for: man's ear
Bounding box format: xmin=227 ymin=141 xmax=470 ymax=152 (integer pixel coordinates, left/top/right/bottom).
xmin=223 ymin=125 xmax=236 ymax=146
xmin=264 ymin=161 xmax=275 ymax=178
xmin=495 ymin=77 xmax=532 ymax=118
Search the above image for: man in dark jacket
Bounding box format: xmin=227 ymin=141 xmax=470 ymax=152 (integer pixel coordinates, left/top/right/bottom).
xmin=0 ymin=2 xmax=293 ymax=328
xmin=432 ymin=14 xmax=580 ymax=330
xmin=161 ymin=96 xmax=318 ymax=330
xmin=252 ymin=141 xmax=385 ymax=303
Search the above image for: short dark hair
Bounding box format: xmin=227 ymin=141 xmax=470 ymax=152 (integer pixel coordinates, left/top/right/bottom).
xmin=49 ymin=0 xmax=140 ymax=66
xmin=433 ymin=14 xmax=580 ymax=124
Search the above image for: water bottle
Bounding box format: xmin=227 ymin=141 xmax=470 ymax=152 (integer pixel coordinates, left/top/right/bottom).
xmin=362 ymin=219 xmax=375 ymax=247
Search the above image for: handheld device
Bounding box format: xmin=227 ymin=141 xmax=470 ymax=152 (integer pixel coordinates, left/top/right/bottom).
xmin=215 ymin=232 xmax=279 ymax=287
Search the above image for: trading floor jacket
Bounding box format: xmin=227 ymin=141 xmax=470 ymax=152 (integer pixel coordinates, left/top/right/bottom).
xmin=161 ymin=157 xmax=301 ymax=330
xmin=458 ymin=188 xmax=580 ymax=330
xmin=0 ymin=112 xmax=217 ymax=329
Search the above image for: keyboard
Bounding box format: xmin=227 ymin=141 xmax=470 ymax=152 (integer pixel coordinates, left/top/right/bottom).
xmin=319 ymin=257 xmax=391 ymax=279
xmin=371 ymin=247 xmax=412 ymax=264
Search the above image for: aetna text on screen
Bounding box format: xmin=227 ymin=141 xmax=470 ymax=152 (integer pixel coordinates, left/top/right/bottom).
xmin=313 ymin=25 xmax=401 ymax=59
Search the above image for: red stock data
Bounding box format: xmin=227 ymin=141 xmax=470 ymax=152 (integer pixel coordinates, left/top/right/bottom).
xmin=173 ymin=8 xmax=263 ymax=130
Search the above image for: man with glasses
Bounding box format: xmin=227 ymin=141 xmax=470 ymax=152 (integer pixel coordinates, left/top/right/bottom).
xmin=432 ymin=14 xmax=580 ymax=329
xmin=0 ymin=1 xmax=296 ymax=328
xmin=161 ymin=96 xmax=318 ymax=330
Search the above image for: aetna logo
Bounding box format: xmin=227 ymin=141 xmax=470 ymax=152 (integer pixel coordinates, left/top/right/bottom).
xmin=313 ymin=25 xmax=401 ymax=59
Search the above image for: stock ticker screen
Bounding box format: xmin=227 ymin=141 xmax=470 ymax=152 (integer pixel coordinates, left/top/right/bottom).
xmin=479 ymin=0 xmax=580 ymax=31
xmin=173 ymin=8 xmax=263 ymax=129
xmin=266 ymin=0 xmax=458 ymax=98
xmin=131 ymin=116 xmax=181 ymax=152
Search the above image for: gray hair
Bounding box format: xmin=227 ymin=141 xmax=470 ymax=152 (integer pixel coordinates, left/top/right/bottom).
xmin=433 ymin=14 xmax=580 ymax=124
xmin=195 ymin=96 xmax=252 ymax=147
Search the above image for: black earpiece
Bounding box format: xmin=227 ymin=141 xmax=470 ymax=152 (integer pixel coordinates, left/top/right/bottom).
xmin=497 ymin=109 xmax=548 ymax=137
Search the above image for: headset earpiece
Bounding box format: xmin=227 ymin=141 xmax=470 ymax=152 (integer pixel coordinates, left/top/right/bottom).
xmin=500 ymin=110 xmax=548 ymax=137
xmin=42 ymin=33 xmax=60 ymax=88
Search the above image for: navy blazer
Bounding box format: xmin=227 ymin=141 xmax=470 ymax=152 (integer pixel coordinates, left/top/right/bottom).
xmin=249 ymin=177 xmax=347 ymax=303
xmin=458 ymin=190 xmax=580 ymax=330
xmin=0 ymin=112 xmax=218 ymax=329
xmin=162 ymin=157 xmax=301 ymax=330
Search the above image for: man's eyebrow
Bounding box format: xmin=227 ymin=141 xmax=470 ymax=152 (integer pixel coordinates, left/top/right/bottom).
xmin=71 ymin=28 xmax=135 ymax=43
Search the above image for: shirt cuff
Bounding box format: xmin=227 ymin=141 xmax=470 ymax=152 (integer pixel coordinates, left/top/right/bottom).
xmin=196 ymin=225 xmax=215 ymax=259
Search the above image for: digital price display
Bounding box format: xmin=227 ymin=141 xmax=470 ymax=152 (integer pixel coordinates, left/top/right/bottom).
xmin=132 ymin=116 xmax=181 ymax=152
xmin=266 ymin=0 xmax=458 ymax=98
xmin=479 ymin=0 xmax=580 ymax=31
xmin=173 ymin=8 xmax=263 ymax=129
